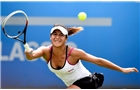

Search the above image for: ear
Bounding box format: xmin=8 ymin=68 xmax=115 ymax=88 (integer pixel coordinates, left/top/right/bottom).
xmin=65 ymin=37 xmax=68 ymax=42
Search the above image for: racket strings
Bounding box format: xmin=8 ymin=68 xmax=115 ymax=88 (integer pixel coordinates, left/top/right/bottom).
xmin=4 ymin=13 xmax=27 ymax=38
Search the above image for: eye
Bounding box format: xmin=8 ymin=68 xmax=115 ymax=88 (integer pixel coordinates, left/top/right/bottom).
xmin=52 ymin=33 xmax=57 ymax=36
xmin=60 ymin=34 xmax=64 ymax=36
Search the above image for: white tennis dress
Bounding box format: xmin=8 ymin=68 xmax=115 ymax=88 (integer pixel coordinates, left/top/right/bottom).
xmin=47 ymin=47 xmax=91 ymax=86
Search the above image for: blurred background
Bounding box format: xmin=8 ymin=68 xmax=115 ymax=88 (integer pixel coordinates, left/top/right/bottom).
xmin=1 ymin=1 xmax=140 ymax=89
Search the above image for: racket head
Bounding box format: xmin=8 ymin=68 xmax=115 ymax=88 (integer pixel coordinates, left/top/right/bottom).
xmin=2 ymin=10 xmax=28 ymax=39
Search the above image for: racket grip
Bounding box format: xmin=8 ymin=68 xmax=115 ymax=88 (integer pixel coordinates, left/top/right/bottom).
xmin=24 ymin=43 xmax=31 ymax=52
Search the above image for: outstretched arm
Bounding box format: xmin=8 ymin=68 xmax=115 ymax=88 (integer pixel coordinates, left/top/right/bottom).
xmin=24 ymin=46 xmax=49 ymax=60
xmin=75 ymin=49 xmax=139 ymax=73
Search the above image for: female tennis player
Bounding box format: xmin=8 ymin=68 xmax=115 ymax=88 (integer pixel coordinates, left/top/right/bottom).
xmin=24 ymin=24 xmax=139 ymax=89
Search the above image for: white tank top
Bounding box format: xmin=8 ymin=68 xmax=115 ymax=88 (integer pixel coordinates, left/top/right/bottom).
xmin=47 ymin=46 xmax=91 ymax=86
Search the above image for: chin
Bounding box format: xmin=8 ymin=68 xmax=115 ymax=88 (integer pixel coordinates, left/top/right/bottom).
xmin=53 ymin=43 xmax=65 ymax=48
xmin=53 ymin=43 xmax=63 ymax=48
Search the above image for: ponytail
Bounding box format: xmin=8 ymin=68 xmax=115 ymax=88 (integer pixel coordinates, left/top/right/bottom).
xmin=67 ymin=27 xmax=83 ymax=36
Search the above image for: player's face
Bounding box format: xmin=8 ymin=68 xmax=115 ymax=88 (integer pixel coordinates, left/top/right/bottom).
xmin=50 ymin=30 xmax=67 ymax=47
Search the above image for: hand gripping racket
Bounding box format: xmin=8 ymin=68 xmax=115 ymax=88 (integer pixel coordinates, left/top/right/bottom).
xmin=2 ymin=10 xmax=31 ymax=51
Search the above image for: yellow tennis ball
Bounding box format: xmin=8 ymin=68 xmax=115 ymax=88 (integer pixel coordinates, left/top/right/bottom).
xmin=78 ymin=12 xmax=87 ymax=21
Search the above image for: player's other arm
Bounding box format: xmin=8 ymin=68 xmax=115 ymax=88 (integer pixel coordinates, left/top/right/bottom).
xmin=74 ymin=49 xmax=139 ymax=73
xmin=24 ymin=46 xmax=46 ymax=60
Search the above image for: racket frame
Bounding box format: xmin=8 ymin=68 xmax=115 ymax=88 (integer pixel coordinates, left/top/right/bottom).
xmin=2 ymin=10 xmax=31 ymax=51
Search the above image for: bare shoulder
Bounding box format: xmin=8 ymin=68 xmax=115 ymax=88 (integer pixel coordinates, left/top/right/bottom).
xmin=41 ymin=45 xmax=52 ymax=53
xmin=40 ymin=45 xmax=52 ymax=62
xmin=69 ymin=46 xmax=86 ymax=57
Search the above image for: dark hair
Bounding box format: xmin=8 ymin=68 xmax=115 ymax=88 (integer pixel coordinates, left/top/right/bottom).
xmin=53 ymin=23 xmax=83 ymax=36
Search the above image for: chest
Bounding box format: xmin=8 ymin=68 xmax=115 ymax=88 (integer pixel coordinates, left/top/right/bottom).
xmin=51 ymin=55 xmax=66 ymax=69
xmin=48 ymin=60 xmax=77 ymax=74
xmin=51 ymin=55 xmax=79 ymax=69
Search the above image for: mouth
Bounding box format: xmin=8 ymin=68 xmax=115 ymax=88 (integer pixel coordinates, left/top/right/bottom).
xmin=54 ymin=40 xmax=61 ymax=43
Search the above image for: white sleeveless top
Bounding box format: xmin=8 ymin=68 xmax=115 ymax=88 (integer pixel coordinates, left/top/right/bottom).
xmin=47 ymin=46 xmax=91 ymax=86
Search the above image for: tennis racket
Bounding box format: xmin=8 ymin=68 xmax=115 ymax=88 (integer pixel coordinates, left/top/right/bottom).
xmin=2 ymin=10 xmax=31 ymax=52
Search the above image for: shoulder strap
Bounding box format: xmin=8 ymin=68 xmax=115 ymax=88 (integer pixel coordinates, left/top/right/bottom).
xmin=48 ymin=46 xmax=52 ymax=62
xmin=65 ymin=45 xmax=68 ymax=60
xmin=66 ymin=46 xmax=74 ymax=60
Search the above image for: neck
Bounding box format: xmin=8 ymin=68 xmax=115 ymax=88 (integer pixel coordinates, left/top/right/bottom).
xmin=52 ymin=45 xmax=66 ymax=56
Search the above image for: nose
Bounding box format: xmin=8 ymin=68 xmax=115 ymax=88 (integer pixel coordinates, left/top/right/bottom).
xmin=55 ymin=35 xmax=60 ymax=38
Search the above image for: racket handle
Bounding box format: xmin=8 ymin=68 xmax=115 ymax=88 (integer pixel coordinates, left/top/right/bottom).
xmin=24 ymin=43 xmax=31 ymax=52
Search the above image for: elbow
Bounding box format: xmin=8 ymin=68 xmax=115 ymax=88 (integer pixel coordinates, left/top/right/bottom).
xmin=96 ymin=58 xmax=104 ymax=66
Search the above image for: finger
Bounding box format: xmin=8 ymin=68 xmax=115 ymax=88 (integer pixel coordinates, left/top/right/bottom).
xmin=25 ymin=48 xmax=33 ymax=53
xmin=134 ymin=68 xmax=139 ymax=72
xmin=131 ymin=68 xmax=139 ymax=73
xmin=25 ymin=50 xmax=33 ymax=55
xmin=131 ymin=70 xmax=135 ymax=72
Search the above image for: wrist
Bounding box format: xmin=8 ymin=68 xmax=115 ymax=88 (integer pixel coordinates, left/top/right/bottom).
xmin=119 ymin=67 xmax=124 ymax=72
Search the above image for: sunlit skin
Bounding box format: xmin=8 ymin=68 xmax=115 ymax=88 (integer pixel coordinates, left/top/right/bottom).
xmin=25 ymin=28 xmax=139 ymax=89
xmin=49 ymin=30 xmax=68 ymax=68
xmin=50 ymin=29 xmax=67 ymax=48
xmin=25 ymin=29 xmax=139 ymax=74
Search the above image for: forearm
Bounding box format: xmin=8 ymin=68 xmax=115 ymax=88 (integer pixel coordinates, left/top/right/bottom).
xmin=97 ymin=58 xmax=123 ymax=72
xmin=24 ymin=47 xmax=45 ymax=60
